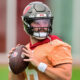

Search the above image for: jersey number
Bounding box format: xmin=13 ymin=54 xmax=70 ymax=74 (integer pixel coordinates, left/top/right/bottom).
xmin=26 ymin=68 xmax=39 ymax=80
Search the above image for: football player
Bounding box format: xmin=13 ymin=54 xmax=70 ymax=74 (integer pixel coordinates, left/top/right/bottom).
xmin=8 ymin=1 xmax=72 ymax=80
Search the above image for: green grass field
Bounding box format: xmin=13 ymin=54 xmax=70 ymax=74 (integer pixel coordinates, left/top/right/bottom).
xmin=0 ymin=66 xmax=9 ymax=80
xmin=0 ymin=65 xmax=80 ymax=80
xmin=71 ymin=67 xmax=80 ymax=80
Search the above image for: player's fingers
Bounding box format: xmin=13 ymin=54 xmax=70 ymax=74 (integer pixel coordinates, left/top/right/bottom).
xmin=16 ymin=44 xmax=20 ymax=47
xmin=8 ymin=47 xmax=16 ymax=58
xmin=8 ymin=52 xmax=12 ymax=58
xmin=11 ymin=48 xmax=16 ymax=51
xmin=9 ymin=48 xmax=15 ymax=54
xmin=8 ymin=54 xmax=10 ymax=58
xmin=23 ymin=59 xmax=32 ymax=62
xmin=17 ymin=44 xmax=20 ymax=46
xmin=23 ymin=48 xmax=31 ymax=54
xmin=9 ymin=51 xmax=12 ymax=54
xmin=22 ymin=52 xmax=30 ymax=57
xmin=23 ymin=46 xmax=28 ymax=50
xmin=8 ymin=52 xmax=13 ymax=58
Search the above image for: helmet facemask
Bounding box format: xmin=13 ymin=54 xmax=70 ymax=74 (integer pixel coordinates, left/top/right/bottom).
xmin=22 ymin=17 xmax=53 ymax=39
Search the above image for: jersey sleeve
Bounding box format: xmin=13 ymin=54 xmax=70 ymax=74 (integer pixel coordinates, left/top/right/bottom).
xmin=48 ymin=43 xmax=72 ymax=66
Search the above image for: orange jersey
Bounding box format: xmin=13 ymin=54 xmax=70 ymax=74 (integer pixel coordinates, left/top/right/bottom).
xmin=25 ymin=39 xmax=72 ymax=80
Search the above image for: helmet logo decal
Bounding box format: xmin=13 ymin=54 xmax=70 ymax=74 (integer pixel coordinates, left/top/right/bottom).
xmin=36 ymin=14 xmax=47 ymax=17
xmin=29 ymin=15 xmax=35 ymax=18
xmin=23 ymin=6 xmax=31 ymax=15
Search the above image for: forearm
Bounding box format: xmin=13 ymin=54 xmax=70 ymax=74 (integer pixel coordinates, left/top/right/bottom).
xmin=44 ymin=66 xmax=72 ymax=80
xmin=8 ymin=71 xmax=26 ymax=80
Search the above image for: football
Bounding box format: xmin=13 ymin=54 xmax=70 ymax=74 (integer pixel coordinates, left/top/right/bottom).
xmin=9 ymin=45 xmax=29 ymax=74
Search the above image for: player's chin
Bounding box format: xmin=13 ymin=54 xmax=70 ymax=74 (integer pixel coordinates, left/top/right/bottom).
xmin=34 ymin=37 xmax=46 ymax=40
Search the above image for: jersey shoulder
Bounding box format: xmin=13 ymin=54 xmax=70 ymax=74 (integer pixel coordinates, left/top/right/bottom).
xmin=52 ymin=39 xmax=71 ymax=48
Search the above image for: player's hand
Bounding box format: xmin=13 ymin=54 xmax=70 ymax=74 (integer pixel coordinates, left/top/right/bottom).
xmin=8 ymin=44 xmax=20 ymax=58
xmin=22 ymin=48 xmax=40 ymax=67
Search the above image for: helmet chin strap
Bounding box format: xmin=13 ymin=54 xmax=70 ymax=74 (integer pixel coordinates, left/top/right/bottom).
xmin=33 ymin=32 xmax=48 ymax=40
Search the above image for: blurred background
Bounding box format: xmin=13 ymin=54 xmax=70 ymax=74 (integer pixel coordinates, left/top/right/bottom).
xmin=0 ymin=0 xmax=80 ymax=80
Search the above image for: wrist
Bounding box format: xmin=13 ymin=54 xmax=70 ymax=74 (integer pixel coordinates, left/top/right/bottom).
xmin=37 ymin=62 xmax=47 ymax=72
